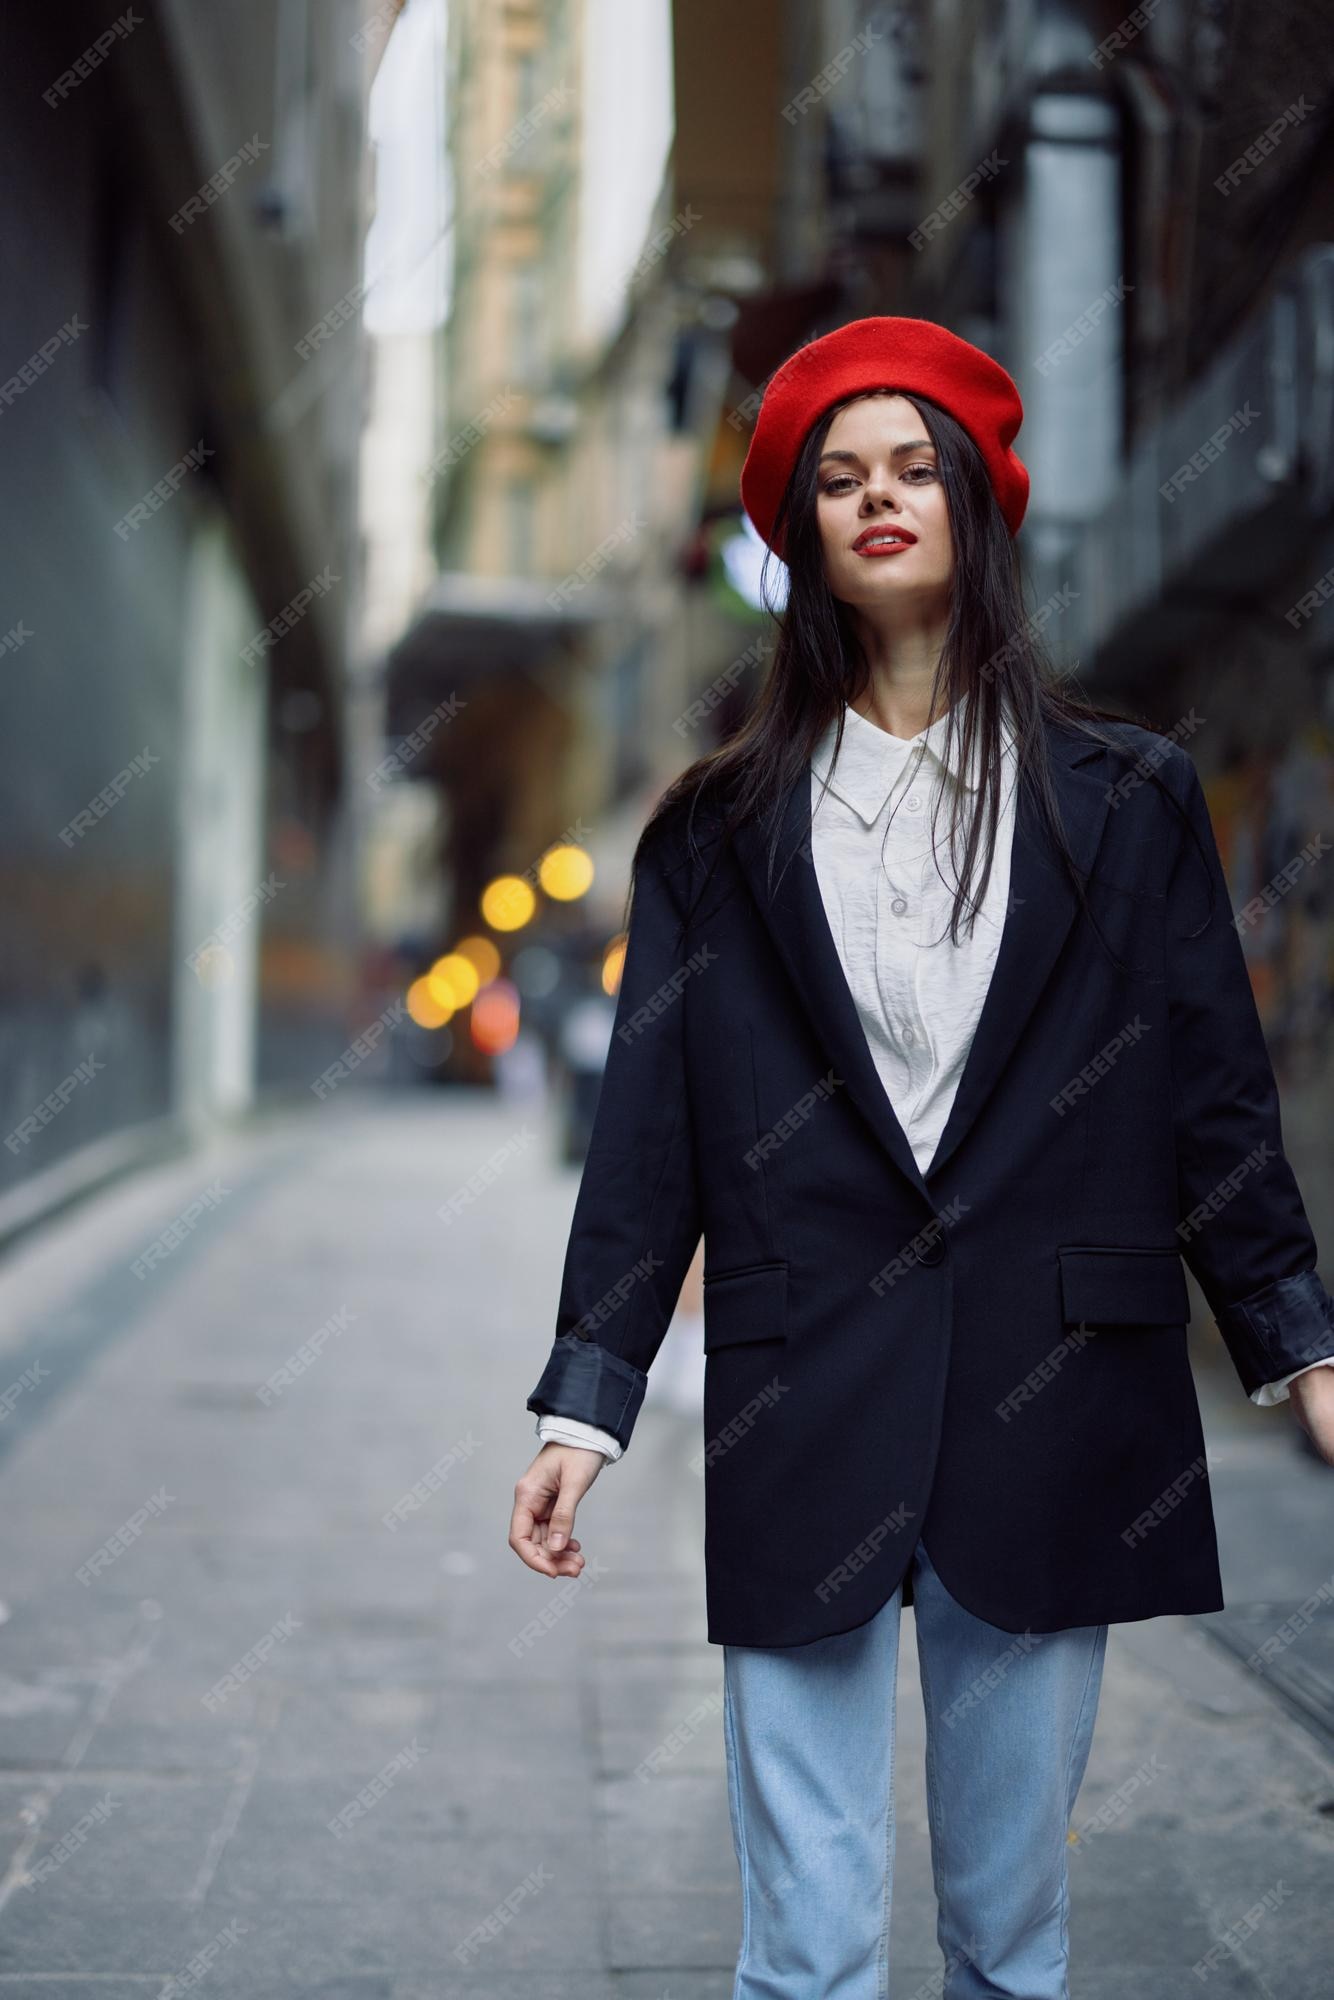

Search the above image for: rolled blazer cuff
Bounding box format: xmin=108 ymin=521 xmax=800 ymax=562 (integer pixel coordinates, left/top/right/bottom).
xmin=525 ymin=1334 xmax=649 ymax=1455
xmin=1213 ymin=1268 xmax=1334 ymax=1397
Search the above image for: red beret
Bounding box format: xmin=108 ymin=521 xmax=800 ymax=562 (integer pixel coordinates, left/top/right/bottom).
xmin=739 ymin=314 xmax=1029 ymax=555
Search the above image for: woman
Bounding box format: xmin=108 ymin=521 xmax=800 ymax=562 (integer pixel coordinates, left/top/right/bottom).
xmin=509 ymin=317 xmax=1334 ymax=1998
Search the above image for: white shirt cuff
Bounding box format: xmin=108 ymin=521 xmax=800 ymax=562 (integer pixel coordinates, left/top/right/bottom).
xmin=535 ymin=1413 xmax=623 ymax=1460
xmin=1249 ymin=1355 xmax=1334 ymax=1406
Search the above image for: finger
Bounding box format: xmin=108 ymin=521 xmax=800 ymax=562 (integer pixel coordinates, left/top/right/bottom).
xmin=512 ymin=1517 xmax=580 ymax=1577
xmin=532 ymin=1537 xmax=585 ymax=1577
xmin=510 ymin=1497 xmax=568 ymax=1576
xmin=533 ymin=1519 xmax=585 ymax=1576
xmin=509 ymin=1498 xmax=552 ymax=1575
xmin=534 ymin=1520 xmax=584 ymax=1562
xmin=512 ymin=1500 xmax=585 ymax=1576
xmin=534 ymin=1522 xmax=581 ymax=1552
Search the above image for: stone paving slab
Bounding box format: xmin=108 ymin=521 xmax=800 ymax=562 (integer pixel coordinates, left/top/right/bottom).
xmin=0 ymin=1093 xmax=1329 ymax=1995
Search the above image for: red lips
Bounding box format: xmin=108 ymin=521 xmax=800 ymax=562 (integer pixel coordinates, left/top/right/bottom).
xmin=851 ymin=524 xmax=918 ymax=551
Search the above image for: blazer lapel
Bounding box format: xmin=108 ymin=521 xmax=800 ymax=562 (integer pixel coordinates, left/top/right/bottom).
xmin=730 ymin=714 xmax=1111 ymax=1199
xmin=924 ymin=725 xmax=1109 ymax=1182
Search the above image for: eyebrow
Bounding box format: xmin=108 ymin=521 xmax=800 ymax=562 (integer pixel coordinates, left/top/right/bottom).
xmin=819 ymin=440 xmax=935 ymax=465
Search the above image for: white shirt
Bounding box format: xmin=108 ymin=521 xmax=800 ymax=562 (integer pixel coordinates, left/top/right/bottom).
xmin=536 ymin=696 xmax=1330 ymax=1455
xmin=808 ymin=690 xmax=1018 ymax=1177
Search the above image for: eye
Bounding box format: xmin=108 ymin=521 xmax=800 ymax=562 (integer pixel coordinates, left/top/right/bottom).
xmin=821 ymin=475 xmax=858 ymax=494
xmin=902 ymin=463 xmax=938 ymax=481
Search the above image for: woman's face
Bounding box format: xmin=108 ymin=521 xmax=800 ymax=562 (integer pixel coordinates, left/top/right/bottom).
xmin=815 ymin=393 xmax=954 ymax=614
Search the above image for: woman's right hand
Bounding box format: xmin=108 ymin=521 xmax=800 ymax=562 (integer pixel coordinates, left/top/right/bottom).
xmin=509 ymin=1443 xmax=604 ymax=1578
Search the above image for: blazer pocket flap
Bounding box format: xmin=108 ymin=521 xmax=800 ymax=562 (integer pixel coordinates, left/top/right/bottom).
xmin=1058 ymin=1246 xmax=1191 ymax=1327
xmin=702 ymin=1261 xmax=789 ymax=1351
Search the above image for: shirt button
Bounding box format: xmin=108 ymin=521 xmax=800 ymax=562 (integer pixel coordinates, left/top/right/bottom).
xmin=905 ymin=793 xmax=922 ymax=813
xmin=891 ymin=895 xmax=908 ymax=915
xmin=902 ymin=1026 xmax=915 ymax=1045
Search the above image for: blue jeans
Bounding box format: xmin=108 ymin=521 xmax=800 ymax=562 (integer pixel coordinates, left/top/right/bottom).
xmin=721 ymin=1534 xmax=1108 ymax=1999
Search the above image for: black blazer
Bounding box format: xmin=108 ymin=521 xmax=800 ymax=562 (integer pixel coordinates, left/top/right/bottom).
xmin=527 ymin=714 xmax=1334 ymax=1646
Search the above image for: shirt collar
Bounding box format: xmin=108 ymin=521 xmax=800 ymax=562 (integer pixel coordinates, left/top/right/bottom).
xmin=811 ymin=691 xmax=1014 ymax=826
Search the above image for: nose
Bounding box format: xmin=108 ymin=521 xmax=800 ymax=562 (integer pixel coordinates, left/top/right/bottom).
xmin=860 ymin=477 xmax=900 ymax=512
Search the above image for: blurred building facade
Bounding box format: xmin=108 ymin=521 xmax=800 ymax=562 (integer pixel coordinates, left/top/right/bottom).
xmin=899 ymin=0 xmax=1334 ymax=1216
xmin=389 ymin=0 xmax=682 ymax=909
xmin=0 ymin=0 xmax=385 ymax=1234
xmin=383 ymin=0 xmax=756 ymax=1087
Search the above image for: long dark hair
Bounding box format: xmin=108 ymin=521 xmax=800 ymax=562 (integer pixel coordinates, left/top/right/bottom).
xmin=620 ymin=385 xmax=1209 ymax=964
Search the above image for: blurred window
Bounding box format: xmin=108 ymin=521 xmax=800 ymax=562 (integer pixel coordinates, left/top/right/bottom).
xmin=506 ymin=478 xmax=537 ymax=572
xmin=511 ymin=261 xmax=543 ymax=379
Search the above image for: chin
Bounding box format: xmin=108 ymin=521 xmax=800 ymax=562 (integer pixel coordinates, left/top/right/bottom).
xmin=840 ymin=569 xmax=937 ymax=606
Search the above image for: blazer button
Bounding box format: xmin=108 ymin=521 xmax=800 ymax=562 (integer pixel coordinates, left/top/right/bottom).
xmin=916 ymin=1234 xmax=947 ymax=1267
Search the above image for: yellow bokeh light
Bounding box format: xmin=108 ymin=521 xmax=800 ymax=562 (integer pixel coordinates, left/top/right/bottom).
xmin=538 ymin=843 xmax=594 ymax=901
xmin=455 ymin=934 xmax=502 ymax=985
xmin=481 ymin=874 xmax=536 ymax=931
xmin=407 ymin=975 xmax=451 ymax=1028
xmin=602 ymin=933 xmax=627 ymax=996
xmin=426 ymin=952 xmax=480 ymax=1010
